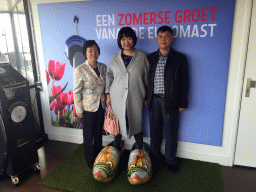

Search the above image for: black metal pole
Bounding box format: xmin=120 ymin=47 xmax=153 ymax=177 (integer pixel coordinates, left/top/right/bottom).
xmin=23 ymin=0 xmax=48 ymax=145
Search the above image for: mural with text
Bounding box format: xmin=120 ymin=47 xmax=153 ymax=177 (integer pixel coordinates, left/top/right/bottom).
xmin=38 ymin=0 xmax=235 ymax=146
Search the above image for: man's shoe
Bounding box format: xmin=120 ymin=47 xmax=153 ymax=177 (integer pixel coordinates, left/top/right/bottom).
xmin=167 ymin=163 xmax=179 ymax=173
xmin=150 ymin=153 xmax=164 ymax=172
xmin=109 ymin=140 xmax=123 ymax=152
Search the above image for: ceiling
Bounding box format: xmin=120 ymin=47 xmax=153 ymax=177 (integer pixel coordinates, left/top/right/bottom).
xmin=0 ymin=0 xmax=24 ymax=13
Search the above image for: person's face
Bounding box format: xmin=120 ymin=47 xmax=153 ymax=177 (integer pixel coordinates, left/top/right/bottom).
xmin=120 ymin=35 xmax=133 ymax=51
xmin=157 ymin=31 xmax=174 ymax=50
xmin=85 ymin=44 xmax=99 ymax=63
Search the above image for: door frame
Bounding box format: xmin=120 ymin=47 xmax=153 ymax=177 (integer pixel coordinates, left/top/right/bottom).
xmin=224 ymin=0 xmax=253 ymax=166
xmin=24 ymin=0 xmax=47 ymax=143
xmin=233 ymin=0 xmax=256 ymax=167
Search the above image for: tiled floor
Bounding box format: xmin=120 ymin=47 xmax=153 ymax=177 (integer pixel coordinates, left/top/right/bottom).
xmin=0 ymin=140 xmax=255 ymax=192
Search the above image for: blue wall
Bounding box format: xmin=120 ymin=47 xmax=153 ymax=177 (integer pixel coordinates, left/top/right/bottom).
xmin=38 ymin=0 xmax=235 ymax=146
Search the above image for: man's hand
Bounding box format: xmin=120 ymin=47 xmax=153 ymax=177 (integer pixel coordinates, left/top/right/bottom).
xmin=179 ymin=108 xmax=186 ymax=112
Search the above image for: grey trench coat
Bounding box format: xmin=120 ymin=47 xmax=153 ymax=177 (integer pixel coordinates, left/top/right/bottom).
xmin=105 ymin=49 xmax=149 ymax=139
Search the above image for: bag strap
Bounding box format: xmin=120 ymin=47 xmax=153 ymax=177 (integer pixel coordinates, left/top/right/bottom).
xmin=106 ymin=105 xmax=112 ymax=118
xmin=108 ymin=105 xmax=115 ymax=119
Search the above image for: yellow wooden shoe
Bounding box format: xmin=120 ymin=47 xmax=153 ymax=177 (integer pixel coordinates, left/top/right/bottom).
xmin=93 ymin=141 xmax=124 ymax=182
xmin=127 ymin=143 xmax=152 ymax=185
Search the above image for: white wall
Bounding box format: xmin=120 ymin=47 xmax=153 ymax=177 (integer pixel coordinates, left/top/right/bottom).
xmin=30 ymin=0 xmax=252 ymax=166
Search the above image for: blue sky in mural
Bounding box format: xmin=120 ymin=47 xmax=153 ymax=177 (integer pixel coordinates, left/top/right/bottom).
xmin=38 ymin=0 xmax=235 ymax=146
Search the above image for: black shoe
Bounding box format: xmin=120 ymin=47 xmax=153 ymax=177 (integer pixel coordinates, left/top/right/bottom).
xmin=167 ymin=163 xmax=179 ymax=173
xmin=131 ymin=142 xmax=140 ymax=150
xmin=87 ymin=160 xmax=94 ymax=168
xmin=150 ymin=152 xmax=163 ymax=164
xmin=131 ymin=142 xmax=149 ymax=152
xmin=108 ymin=140 xmax=124 ymax=152
xmin=113 ymin=143 xmax=121 ymax=152
xmin=150 ymin=153 xmax=163 ymax=173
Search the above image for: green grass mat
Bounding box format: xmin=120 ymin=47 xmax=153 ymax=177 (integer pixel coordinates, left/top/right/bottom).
xmin=39 ymin=144 xmax=223 ymax=192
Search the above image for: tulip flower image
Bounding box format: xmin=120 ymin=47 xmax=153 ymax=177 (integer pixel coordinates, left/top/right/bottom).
xmin=50 ymin=99 xmax=57 ymax=110
xmin=48 ymin=60 xmax=65 ymax=96
xmin=46 ymin=70 xmax=50 ymax=85
xmin=43 ymin=16 xmax=85 ymax=129
xmin=55 ymin=102 xmax=67 ymax=117
xmin=46 ymin=58 xmax=80 ymax=128
xmin=73 ymin=105 xmax=77 ymax=117
xmin=52 ymin=85 xmax=64 ymax=100
xmin=66 ymin=90 xmax=74 ymax=106
xmin=48 ymin=60 xmax=65 ymax=80
xmin=52 ymin=85 xmax=67 ymax=115
xmin=49 ymin=85 xmax=79 ymax=128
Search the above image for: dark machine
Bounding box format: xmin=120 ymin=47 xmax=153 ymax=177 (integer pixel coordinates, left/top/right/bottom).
xmin=0 ymin=62 xmax=40 ymax=185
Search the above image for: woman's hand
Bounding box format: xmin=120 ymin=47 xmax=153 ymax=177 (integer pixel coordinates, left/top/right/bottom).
xmin=77 ymin=113 xmax=84 ymax=119
xmin=106 ymin=94 xmax=111 ymax=107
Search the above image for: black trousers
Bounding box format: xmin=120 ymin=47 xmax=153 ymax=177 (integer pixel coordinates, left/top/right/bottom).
xmin=149 ymin=95 xmax=180 ymax=166
xmin=81 ymin=107 xmax=105 ymax=163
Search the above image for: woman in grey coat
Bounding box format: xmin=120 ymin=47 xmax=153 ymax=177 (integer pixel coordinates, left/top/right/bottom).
xmin=106 ymin=27 xmax=149 ymax=151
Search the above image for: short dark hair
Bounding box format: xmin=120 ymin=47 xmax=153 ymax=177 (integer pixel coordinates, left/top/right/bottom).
xmin=117 ymin=27 xmax=137 ymax=49
xmin=157 ymin=25 xmax=173 ymax=35
xmin=83 ymin=40 xmax=100 ymax=57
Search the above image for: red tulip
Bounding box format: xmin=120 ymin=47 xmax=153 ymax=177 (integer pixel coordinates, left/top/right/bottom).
xmin=54 ymin=101 xmax=65 ymax=116
xmin=46 ymin=70 xmax=50 ymax=85
xmin=48 ymin=60 xmax=65 ymax=81
xmin=50 ymin=100 xmax=57 ymax=110
xmin=52 ymin=85 xmax=63 ymax=98
xmin=52 ymin=85 xmax=68 ymax=114
xmin=66 ymin=90 xmax=74 ymax=105
xmin=54 ymin=102 xmax=60 ymax=115
xmin=73 ymin=106 xmax=77 ymax=117
xmin=58 ymin=92 xmax=68 ymax=108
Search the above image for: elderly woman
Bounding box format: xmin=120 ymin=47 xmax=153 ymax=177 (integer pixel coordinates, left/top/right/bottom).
xmin=106 ymin=27 xmax=149 ymax=151
xmin=73 ymin=40 xmax=107 ymax=168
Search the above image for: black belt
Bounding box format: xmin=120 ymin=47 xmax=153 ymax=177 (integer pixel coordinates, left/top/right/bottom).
xmin=153 ymin=94 xmax=165 ymax=98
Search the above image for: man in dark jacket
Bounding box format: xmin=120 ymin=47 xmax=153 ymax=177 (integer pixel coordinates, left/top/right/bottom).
xmin=145 ymin=25 xmax=189 ymax=173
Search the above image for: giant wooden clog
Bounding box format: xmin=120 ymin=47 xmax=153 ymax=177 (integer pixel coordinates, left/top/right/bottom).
xmin=93 ymin=141 xmax=123 ymax=182
xmin=127 ymin=143 xmax=152 ymax=185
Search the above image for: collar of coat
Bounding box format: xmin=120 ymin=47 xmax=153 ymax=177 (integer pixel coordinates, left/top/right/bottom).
xmin=157 ymin=47 xmax=174 ymax=58
xmin=84 ymin=60 xmax=103 ymax=80
xmin=117 ymin=48 xmax=139 ymax=69
xmin=152 ymin=48 xmax=175 ymax=67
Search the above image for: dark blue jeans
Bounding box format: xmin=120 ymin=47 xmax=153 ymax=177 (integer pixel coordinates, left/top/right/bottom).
xmin=81 ymin=107 xmax=105 ymax=163
xmin=149 ymin=95 xmax=179 ymax=166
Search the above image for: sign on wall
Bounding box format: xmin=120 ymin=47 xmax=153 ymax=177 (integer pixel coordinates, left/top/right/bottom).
xmin=38 ymin=0 xmax=235 ymax=146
